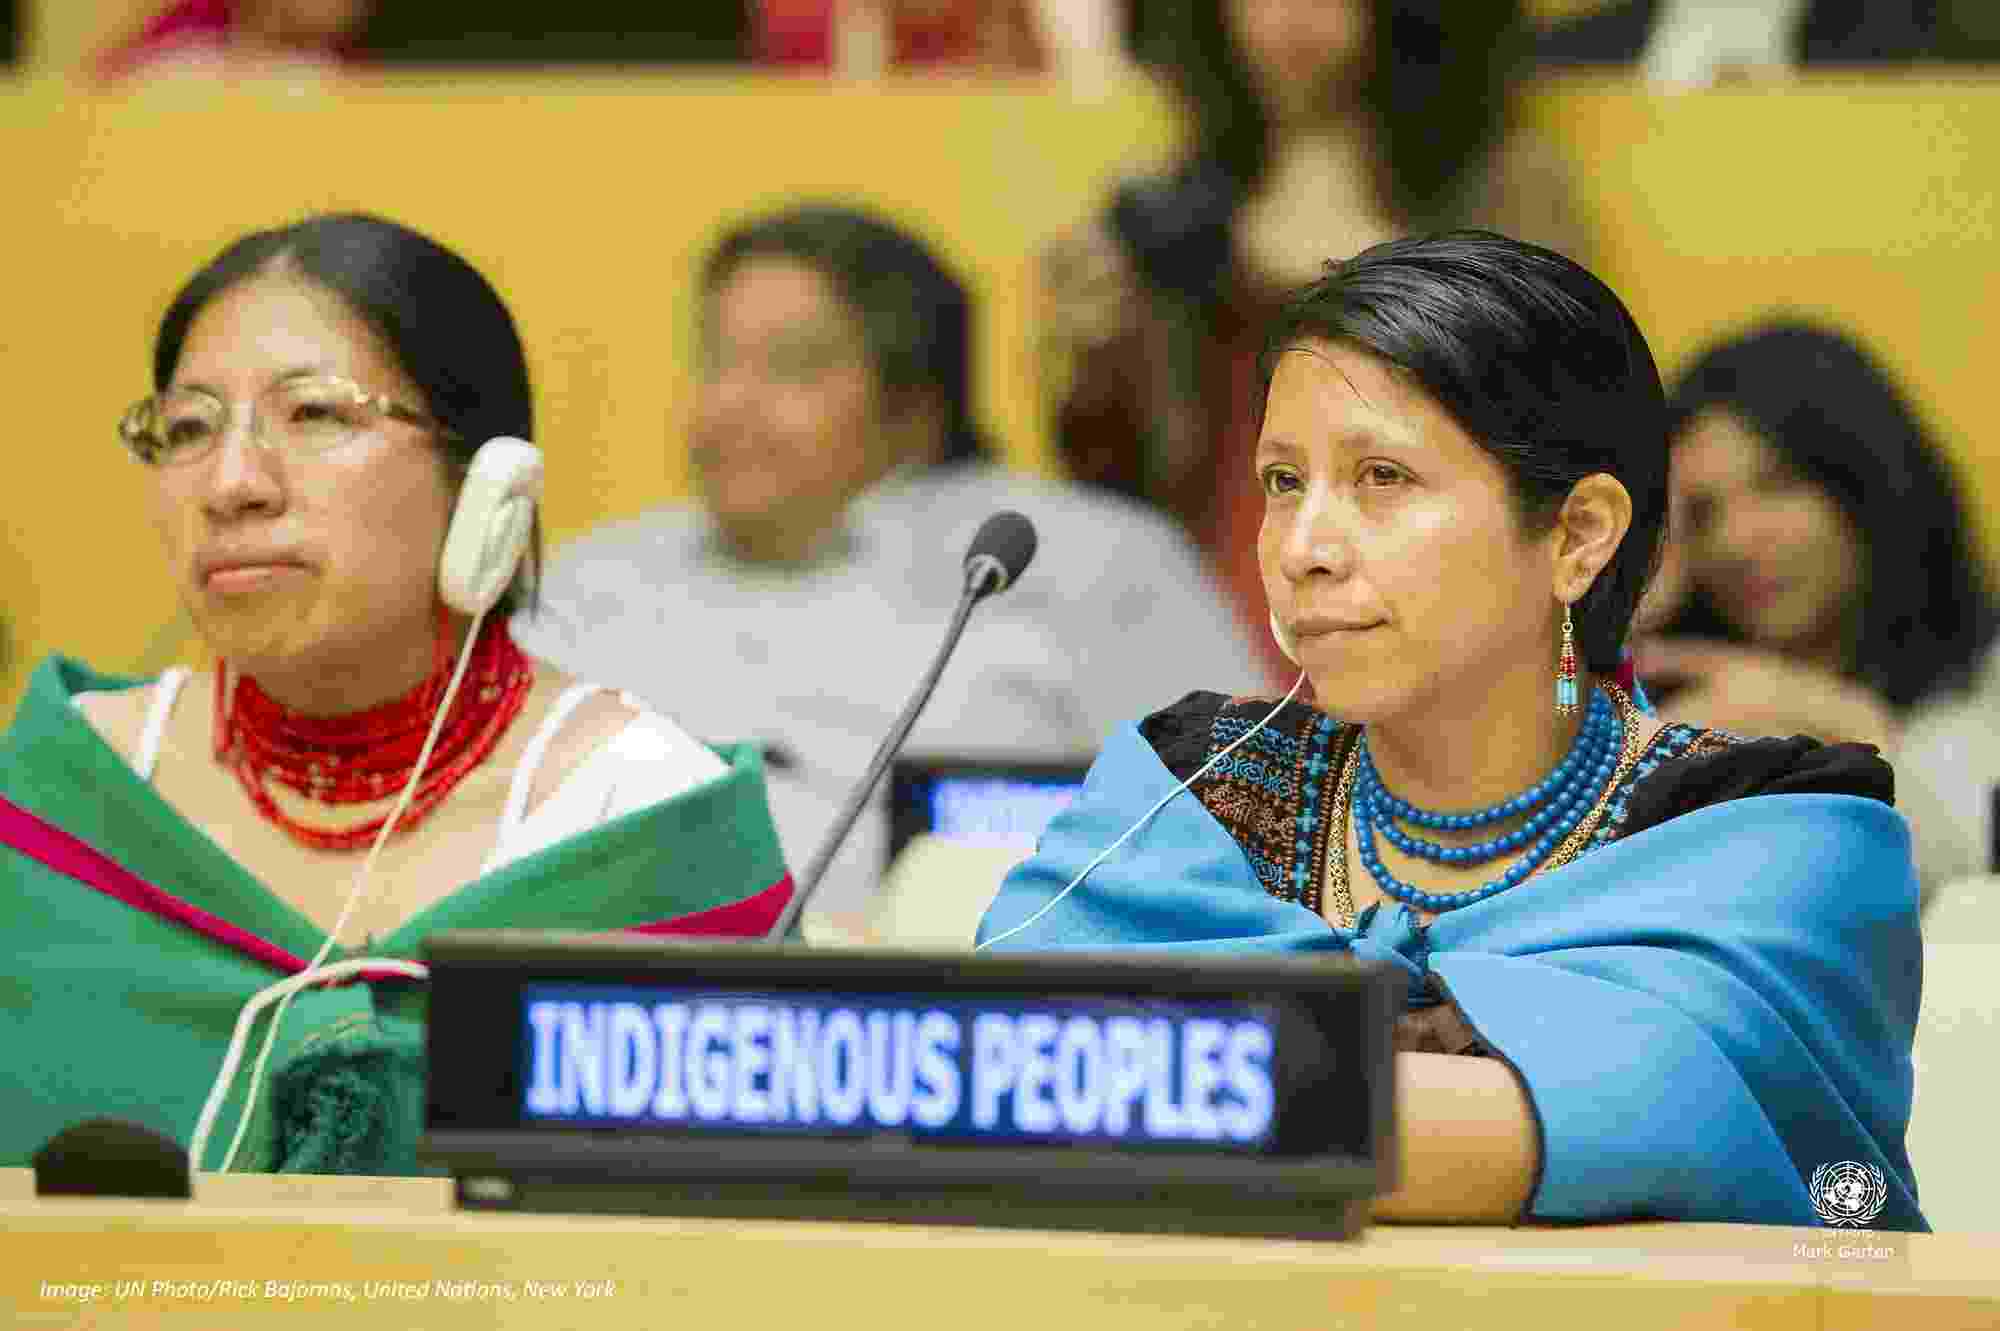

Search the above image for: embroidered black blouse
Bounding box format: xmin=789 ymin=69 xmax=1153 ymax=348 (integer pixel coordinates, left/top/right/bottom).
xmin=1143 ymin=691 xmax=1891 ymax=909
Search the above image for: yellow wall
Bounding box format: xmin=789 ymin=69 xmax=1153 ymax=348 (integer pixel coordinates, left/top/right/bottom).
xmin=1 ymin=66 xmax=1996 ymax=721
xmin=1523 ymin=71 xmax=2000 ymax=558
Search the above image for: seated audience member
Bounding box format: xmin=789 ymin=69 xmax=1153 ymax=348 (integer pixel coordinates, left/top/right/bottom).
xmin=94 ymin=0 xmax=374 ymax=83
xmin=1041 ymin=0 xmax=1588 ymax=684
xmin=979 ymin=233 xmax=1925 ymax=1231
xmin=356 ymin=0 xmax=749 ymax=64
xmin=752 ymin=0 xmax=1052 ymax=74
xmin=1535 ymin=0 xmax=1937 ymax=85
xmin=0 ymin=213 xmax=787 ymax=1174
xmin=1635 ymin=321 xmax=1997 ymax=895
xmin=513 ymin=204 xmax=1262 ymax=931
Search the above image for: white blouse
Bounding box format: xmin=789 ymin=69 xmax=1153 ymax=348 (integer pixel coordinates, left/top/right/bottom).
xmin=75 ymin=667 xmax=728 ymax=875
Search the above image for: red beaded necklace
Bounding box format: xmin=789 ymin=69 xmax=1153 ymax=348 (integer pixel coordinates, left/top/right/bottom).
xmin=213 ymin=612 xmax=537 ymax=852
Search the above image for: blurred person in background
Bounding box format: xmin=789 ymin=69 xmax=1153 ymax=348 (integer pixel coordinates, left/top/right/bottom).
xmin=1534 ymin=0 xmax=1938 ymax=86
xmin=94 ymin=0 xmax=374 ymax=82
xmin=754 ymin=0 xmax=1051 ymax=73
xmin=1634 ymin=321 xmax=1998 ymax=898
xmin=1038 ymin=0 xmax=1588 ymax=685
xmin=355 ymin=0 xmax=748 ymax=64
xmin=515 ymin=203 xmax=1262 ymax=935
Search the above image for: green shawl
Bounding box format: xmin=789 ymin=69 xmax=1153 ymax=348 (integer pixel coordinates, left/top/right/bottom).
xmin=0 ymin=656 xmax=790 ymax=1175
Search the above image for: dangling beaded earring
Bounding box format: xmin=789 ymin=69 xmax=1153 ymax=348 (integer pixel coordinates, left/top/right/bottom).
xmin=1556 ymin=604 xmax=1578 ymax=716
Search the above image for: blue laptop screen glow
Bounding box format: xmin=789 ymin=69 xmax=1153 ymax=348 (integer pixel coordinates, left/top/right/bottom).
xmin=926 ymin=776 xmax=1083 ymax=848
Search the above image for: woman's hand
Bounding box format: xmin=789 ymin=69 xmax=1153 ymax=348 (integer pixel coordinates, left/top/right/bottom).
xmin=1371 ymin=1052 xmax=1538 ymax=1224
xmin=1631 ymin=638 xmax=1899 ymax=750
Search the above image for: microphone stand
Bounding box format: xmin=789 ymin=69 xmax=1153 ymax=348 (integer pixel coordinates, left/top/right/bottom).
xmin=765 ymin=564 xmax=1002 ymax=941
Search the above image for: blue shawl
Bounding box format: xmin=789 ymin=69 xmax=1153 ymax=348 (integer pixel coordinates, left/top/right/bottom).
xmin=977 ymin=722 xmax=1927 ymax=1232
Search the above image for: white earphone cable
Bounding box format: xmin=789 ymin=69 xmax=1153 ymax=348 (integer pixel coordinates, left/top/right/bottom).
xmin=188 ymin=957 xmax=430 ymax=1173
xmin=973 ymin=671 xmax=1307 ymax=952
xmin=188 ymin=608 xmax=485 ymax=1174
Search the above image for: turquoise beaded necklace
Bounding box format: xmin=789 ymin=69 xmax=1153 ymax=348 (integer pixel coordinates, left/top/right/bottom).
xmin=1352 ymin=685 xmax=1625 ymax=913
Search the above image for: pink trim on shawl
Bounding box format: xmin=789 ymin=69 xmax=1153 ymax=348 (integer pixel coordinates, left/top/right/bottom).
xmin=4 ymin=791 xmax=791 ymax=977
xmin=2 ymin=792 xmax=407 ymax=983
xmin=1 ymin=789 xmax=309 ymax=974
xmin=623 ymin=874 xmax=795 ymax=938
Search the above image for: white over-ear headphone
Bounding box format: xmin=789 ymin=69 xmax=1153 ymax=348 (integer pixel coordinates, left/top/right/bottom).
xmin=1269 ymin=609 xmax=1298 ymax=665
xmin=438 ymin=437 xmax=542 ymax=616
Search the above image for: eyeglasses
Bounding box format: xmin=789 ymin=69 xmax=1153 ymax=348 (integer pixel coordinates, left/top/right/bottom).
xmin=118 ymin=374 xmax=458 ymax=467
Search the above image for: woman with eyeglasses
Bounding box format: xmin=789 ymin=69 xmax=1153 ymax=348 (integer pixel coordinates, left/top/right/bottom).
xmin=978 ymin=234 xmax=1926 ymax=1231
xmin=0 ymin=213 xmax=790 ymax=1175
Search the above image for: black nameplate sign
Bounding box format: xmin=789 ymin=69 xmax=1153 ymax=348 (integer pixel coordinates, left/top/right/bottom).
xmin=421 ymin=933 xmax=1402 ymax=1239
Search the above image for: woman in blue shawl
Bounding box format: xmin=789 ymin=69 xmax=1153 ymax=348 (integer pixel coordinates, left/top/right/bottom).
xmin=978 ymin=232 xmax=1924 ymax=1232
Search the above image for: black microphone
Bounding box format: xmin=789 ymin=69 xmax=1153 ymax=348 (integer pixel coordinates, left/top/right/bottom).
xmin=960 ymin=510 xmax=1037 ymax=600
xmin=766 ymin=512 xmax=1039 ymax=940
xmin=34 ymin=1118 xmax=191 ymax=1199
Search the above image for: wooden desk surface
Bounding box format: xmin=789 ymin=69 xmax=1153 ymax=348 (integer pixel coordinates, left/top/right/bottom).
xmin=3 ymin=1169 xmax=1997 ymax=1329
